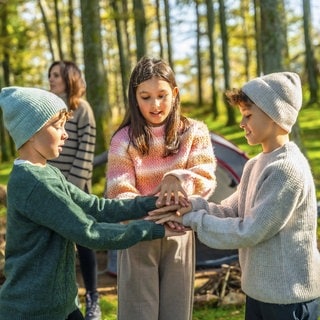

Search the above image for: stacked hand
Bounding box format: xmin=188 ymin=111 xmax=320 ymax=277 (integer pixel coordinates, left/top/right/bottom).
xmin=149 ymin=174 xmax=193 ymax=236
xmin=147 ymin=201 xmax=192 ymax=223
xmin=152 ymin=174 xmax=188 ymax=206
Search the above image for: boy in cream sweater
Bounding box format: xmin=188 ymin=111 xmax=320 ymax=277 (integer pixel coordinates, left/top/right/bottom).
xmin=148 ymin=72 xmax=320 ymax=320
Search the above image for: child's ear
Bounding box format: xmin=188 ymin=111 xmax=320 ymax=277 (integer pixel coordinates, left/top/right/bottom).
xmin=172 ymin=86 xmax=179 ymax=98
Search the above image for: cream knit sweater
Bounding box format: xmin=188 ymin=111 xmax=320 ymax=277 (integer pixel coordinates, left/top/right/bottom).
xmin=185 ymin=142 xmax=320 ymax=304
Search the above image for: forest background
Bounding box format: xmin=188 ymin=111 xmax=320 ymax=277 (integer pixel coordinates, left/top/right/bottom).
xmin=0 ymin=1 xmax=320 ymax=318
xmin=0 ymin=0 xmax=320 ymax=196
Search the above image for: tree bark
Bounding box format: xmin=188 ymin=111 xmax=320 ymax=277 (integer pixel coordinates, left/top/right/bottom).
xmin=163 ymin=0 xmax=173 ymax=67
xmin=111 ymin=0 xmax=129 ymax=110
xmin=303 ymin=0 xmax=319 ymax=105
xmin=80 ymin=0 xmax=110 ymax=153
xmin=195 ymin=0 xmax=203 ymax=106
xmin=218 ymin=0 xmax=236 ymax=126
xmin=260 ymin=0 xmax=286 ymax=72
xmin=68 ymin=0 xmax=76 ymax=62
xmin=133 ymin=0 xmax=146 ymax=60
xmin=38 ymin=0 xmax=56 ymax=61
xmin=205 ymin=0 xmax=218 ymax=118
xmin=54 ymin=0 xmax=64 ymax=60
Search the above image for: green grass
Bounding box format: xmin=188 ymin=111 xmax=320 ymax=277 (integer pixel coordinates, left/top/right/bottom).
xmin=0 ymin=164 xmax=11 ymax=186
xmin=0 ymin=163 xmax=10 ymax=217
xmin=193 ymin=305 xmax=245 ymax=320
xmin=79 ymin=294 xmax=246 ymax=320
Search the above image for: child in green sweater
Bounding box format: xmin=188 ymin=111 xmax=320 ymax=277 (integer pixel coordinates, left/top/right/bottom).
xmin=0 ymin=86 xmax=184 ymax=320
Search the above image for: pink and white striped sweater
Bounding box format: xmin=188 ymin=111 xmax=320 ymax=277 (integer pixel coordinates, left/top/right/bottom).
xmin=106 ymin=118 xmax=216 ymax=206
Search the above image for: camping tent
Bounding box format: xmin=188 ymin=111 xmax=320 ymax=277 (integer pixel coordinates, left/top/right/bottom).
xmin=208 ymin=132 xmax=248 ymax=203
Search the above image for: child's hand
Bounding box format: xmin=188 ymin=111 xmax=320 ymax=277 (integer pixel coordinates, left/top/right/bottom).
xmin=152 ymin=201 xmax=192 ymax=216
xmin=151 ymin=175 xmax=188 ymax=206
xmin=164 ymin=223 xmax=189 ymax=237
xmin=146 ymin=211 xmax=183 ymax=225
xmin=155 ymin=195 xmax=190 ymax=209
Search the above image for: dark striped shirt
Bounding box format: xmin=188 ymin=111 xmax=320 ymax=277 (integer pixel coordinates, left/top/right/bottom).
xmin=49 ymin=98 xmax=96 ymax=192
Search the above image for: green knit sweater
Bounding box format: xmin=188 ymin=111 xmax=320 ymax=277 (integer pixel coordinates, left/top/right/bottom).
xmin=0 ymin=162 xmax=164 ymax=320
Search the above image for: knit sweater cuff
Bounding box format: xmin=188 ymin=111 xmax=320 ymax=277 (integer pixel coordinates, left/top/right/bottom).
xmin=189 ymin=195 xmax=209 ymax=211
xmin=152 ymin=224 xmax=165 ymax=239
xmin=182 ymin=210 xmax=201 ymax=227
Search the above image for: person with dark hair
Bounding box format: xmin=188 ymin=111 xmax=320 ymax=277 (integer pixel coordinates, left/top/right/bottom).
xmin=148 ymin=72 xmax=320 ymax=320
xmin=48 ymin=61 xmax=99 ymax=320
xmin=105 ymin=56 xmax=216 ymax=320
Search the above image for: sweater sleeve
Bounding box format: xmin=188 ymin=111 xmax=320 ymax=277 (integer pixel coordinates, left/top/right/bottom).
xmin=106 ymin=128 xmax=142 ymax=199
xmin=165 ymin=120 xmax=216 ymax=199
xmin=22 ymin=171 xmax=164 ymax=250
xmin=183 ymin=161 xmax=306 ymax=250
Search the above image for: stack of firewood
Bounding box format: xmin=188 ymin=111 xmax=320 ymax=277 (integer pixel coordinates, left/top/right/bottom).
xmin=194 ymin=262 xmax=245 ymax=307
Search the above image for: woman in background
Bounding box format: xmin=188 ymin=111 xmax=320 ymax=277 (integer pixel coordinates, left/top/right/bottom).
xmin=48 ymin=61 xmax=100 ymax=320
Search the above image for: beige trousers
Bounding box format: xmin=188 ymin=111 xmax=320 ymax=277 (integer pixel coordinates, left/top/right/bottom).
xmin=117 ymin=232 xmax=195 ymax=320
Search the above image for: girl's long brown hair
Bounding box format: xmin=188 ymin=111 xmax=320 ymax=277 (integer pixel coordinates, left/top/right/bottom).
xmin=114 ymin=56 xmax=190 ymax=157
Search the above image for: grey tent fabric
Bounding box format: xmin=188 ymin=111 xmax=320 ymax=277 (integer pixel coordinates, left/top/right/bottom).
xmin=196 ymin=133 xmax=248 ymax=269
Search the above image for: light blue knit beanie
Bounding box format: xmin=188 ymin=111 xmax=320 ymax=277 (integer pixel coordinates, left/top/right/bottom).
xmin=242 ymin=72 xmax=302 ymax=133
xmin=0 ymin=86 xmax=67 ymax=149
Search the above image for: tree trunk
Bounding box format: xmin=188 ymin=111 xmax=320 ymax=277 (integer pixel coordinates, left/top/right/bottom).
xmin=253 ymin=0 xmax=262 ymax=77
xmin=111 ymin=0 xmax=129 ymax=110
xmin=206 ymin=0 xmax=218 ymax=118
xmin=54 ymin=0 xmax=64 ymax=60
xmin=260 ymin=0 xmax=286 ymax=72
xmin=163 ymin=0 xmax=173 ymax=68
xmin=0 ymin=1 xmax=13 ymax=161
xmin=133 ymin=0 xmax=146 ymax=60
xmin=156 ymin=0 xmax=164 ymax=59
xmin=259 ymin=0 xmax=305 ymax=151
xmin=303 ymin=0 xmax=319 ymax=105
xmin=240 ymin=0 xmax=250 ymax=81
xmin=122 ymin=0 xmax=133 ymax=69
xmin=195 ymin=0 xmax=203 ymax=106
xmin=80 ymin=0 xmax=110 ymax=153
xmin=218 ymin=0 xmax=236 ymax=126
xmin=68 ymin=0 xmax=76 ymax=62
xmin=38 ymin=0 xmax=55 ymax=61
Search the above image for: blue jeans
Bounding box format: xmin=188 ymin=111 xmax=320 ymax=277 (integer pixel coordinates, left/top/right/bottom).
xmin=245 ymin=295 xmax=319 ymax=320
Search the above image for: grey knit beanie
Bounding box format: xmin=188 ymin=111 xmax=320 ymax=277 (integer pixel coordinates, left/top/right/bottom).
xmin=242 ymin=72 xmax=302 ymax=133
xmin=0 ymin=86 xmax=67 ymax=149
